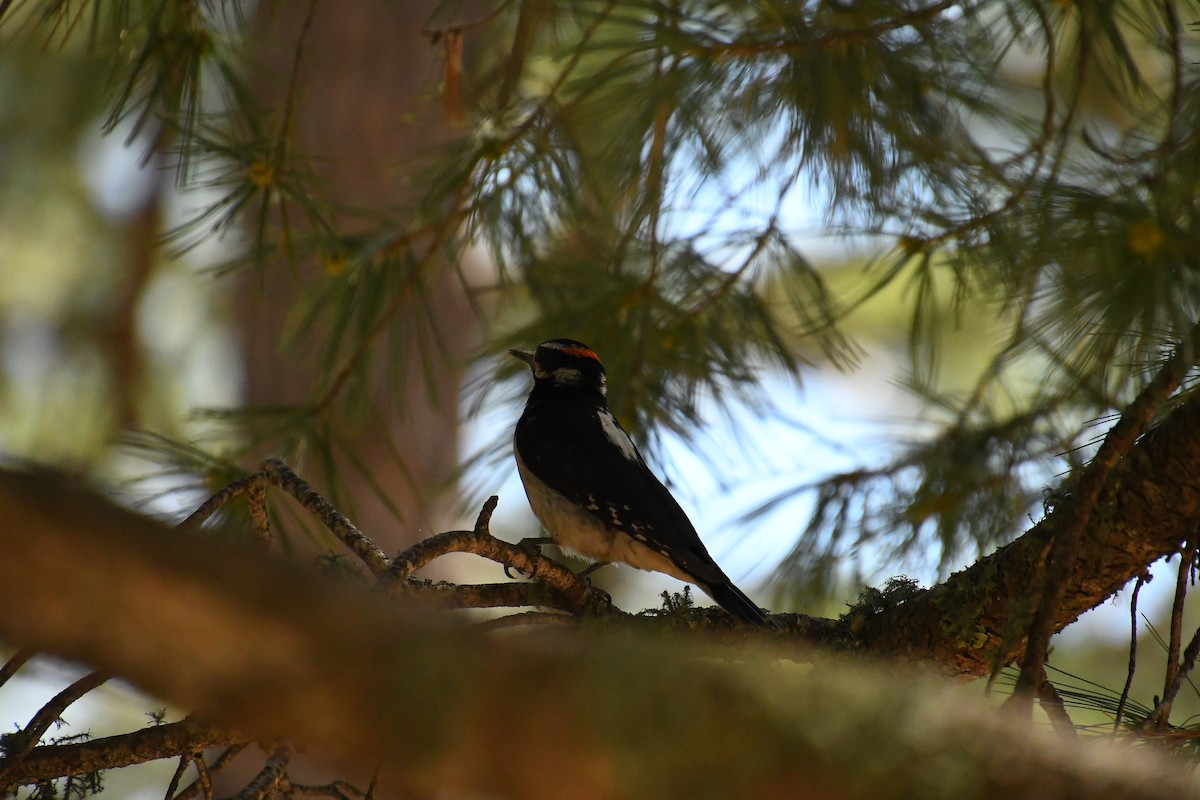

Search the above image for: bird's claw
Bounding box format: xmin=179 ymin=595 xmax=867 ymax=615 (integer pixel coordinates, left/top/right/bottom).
xmin=504 ymin=536 xmax=554 ymax=580
xmin=503 ymin=563 xmax=533 ymax=580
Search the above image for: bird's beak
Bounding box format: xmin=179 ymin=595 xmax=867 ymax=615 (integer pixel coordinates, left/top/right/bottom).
xmin=508 ymin=348 xmax=535 ymax=367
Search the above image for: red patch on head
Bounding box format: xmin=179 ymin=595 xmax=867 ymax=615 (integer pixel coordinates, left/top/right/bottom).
xmin=561 ymin=347 xmax=600 ymax=361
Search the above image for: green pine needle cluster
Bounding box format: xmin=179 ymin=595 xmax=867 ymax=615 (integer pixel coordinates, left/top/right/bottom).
xmin=4 ymin=0 xmax=1198 ymax=594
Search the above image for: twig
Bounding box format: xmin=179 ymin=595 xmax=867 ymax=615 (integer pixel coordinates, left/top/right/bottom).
xmin=1140 ymin=546 xmax=1200 ymax=732
xmin=195 ymin=754 xmax=214 ymax=800
xmin=380 ymin=497 xmax=614 ymax=615
xmin=1036 ymin=675 xmax=1077 ymax=740
xmin=1113 ymin=574 xmax=1146 ymax=733
xmin=163 ymin=754 xmax=192 ymax=800
xmin=183 ymin=468 xmax=612 ymax=615
xmin=390 ymin=530 xmax=607 ymax=612
xmin=174 ymin=743 xmax=245 ymax=800
xmin=0 ymin=647 xmax=36 ymax=689
xmin=180 ymin=460 xmax=391 ymax=578
xmin=230 ymin=743 xmax=294 ymax=800
xmin=259 ymin=460 xmax=391 ymax=576
xmin=1010 ymin=321 xmax=1200 ymax=710
xmin=1159 ymin=543 xmax=1195 ymax=719
xmin=246 ymin=477 xmax=270 ymax=546
xmin=0 ymin=718 xmax=245 ymax=793
xmin=0 ymin=670 xmax=110 ymax=784
xmin=380 ymin=496 xmax=498 ymax=582
xmin=180 ymin=475 xmax=260 ymax=529
xmin=288 ymin=778 xmax=370 ymax=798
xmin=1158 ymin=623 xmax=1200 ymax=725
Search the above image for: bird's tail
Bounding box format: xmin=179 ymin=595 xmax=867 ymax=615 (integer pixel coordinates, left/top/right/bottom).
xmin=703 ymin=579 xmax=769 ymax=626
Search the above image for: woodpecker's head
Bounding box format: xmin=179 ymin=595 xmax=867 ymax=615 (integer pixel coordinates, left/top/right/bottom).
xmin=510 ymin=339 xmax=607 ymax=397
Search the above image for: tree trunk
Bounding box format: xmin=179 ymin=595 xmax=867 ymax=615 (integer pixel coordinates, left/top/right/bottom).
xmin=239 ymin=0 xmax=475 ymax=549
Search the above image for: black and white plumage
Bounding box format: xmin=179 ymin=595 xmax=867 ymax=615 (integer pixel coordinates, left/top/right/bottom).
xmin=510 ymin=338 xmax=768 ymax=625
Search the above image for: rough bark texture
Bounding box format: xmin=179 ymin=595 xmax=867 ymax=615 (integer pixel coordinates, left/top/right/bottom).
xmin=0 ymin=469 xmax=1198 ymax=798
xmin=0 ymin=720 xmax=242 ymax=787
xmin=857 ymin=394 xmax=1200 ymax=676
xmin=2 ymin=397 xmax=1200 ymax=794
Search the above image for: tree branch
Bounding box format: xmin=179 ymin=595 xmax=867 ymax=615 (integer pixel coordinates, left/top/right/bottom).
xmin=1012 ymin=323 xmax=1200 ymax=708
xmin=0 ymin=647 xmax=36 ymax=689
xmin=0 ymin=719 xmax=246 ymax=790
xmin=0 ymin=670 xmax=110 ymax=784
xmin=181 ymin=458 xmax=391 ymax=577
xmin=0 ymin=456 xmax=1199 ymax=796
xmin=858 ymin=391 xmax=1200 ymax=677
xmin=233 ymin=743 xmax=293 ymax=800
xmin=3 ymin=386 xmax=1200 ymax=792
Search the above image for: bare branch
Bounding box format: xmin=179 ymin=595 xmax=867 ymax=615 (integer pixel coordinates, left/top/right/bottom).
xmin=1141 ymin=550 xmax=1200 ymax=734
xmin=180 ymin=475 xmax=260 ymax=529
xmin=0 ymin=647 xmax=36 ymax=690
xmin=383 ymin=532 xmax=612 ymax=615
xmin=1037 ymin=677 xmax=1077 ymax=740
xmin=380 ymin=495 xmax=615 ymax=616
xmin=403 ymin=580 xmax=576 ymax=612
xmin=0 ymin=670 xmax=110 ymax=784
xmin=230 ymin=743 xmax=293 ymax=800
xmin=163 ymin=754 xmax=192 ymax=800
xmin=179 ymin=459 xmax=391 ymax=577
xmin=1 ymin=467 xmax=1200 ymax=796
xmin=1113 ymin=574 xmax=1147 ymax=733
xmin=0 ymin=718 xmax=246 ymax=791
xmin=1155 ymin=542 xmax=1197 ymax=728
xmin=174 ymin=743 xmax=246 ymax=800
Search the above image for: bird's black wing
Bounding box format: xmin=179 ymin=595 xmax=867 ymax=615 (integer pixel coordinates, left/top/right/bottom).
xmin=516 ymin=400 xmax=766 ymax=624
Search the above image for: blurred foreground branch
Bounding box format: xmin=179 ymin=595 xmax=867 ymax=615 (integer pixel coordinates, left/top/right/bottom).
xmin=0 ymin=392 xmax=1199 ymax=794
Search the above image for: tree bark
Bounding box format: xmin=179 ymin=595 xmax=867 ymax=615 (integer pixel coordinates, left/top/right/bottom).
xmin=238 ymin=0 xmax=476 ymax=548
xmin=856 ymin=393 xmax=1200 ymax=677
xmin=0 ymin=394 xmax=1199 ymax=795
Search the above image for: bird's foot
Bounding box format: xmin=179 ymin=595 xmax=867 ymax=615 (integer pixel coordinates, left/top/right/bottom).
xmin=504 ymin=536 xmax=555 ymax=579
xmin=573 ymin=562 xmax=613 ymax=608
xmin=576 ymin=561 xmax=610 ymax=580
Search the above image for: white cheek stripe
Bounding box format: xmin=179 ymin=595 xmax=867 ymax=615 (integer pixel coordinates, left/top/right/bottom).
xmin=598 ymin=410 xmax=640 ymax=462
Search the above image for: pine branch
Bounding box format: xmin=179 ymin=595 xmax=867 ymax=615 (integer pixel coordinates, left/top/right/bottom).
xmin=3 ymin=374 xmax=1200 ymax=793
xmin=0 ymin=458 xmax=1199 ymax=796
xmin=857 ymin=388 xmax=1200 ymax=677
xmin=0 ymin=670 xmax=111 ymax=785
xmin=1010 ymin=323 xmax=1200 ymax=709
xmin=0 ymin=719 xmax=245 ymax=792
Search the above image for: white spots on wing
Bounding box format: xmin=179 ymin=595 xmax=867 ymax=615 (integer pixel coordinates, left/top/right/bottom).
xmin=597 ymin=409 xmax=640 ymax=462
xmin=604 ymin=504 xmax=622 ymax=527
xmin=516 ymin=448 xmax=693 ymax=584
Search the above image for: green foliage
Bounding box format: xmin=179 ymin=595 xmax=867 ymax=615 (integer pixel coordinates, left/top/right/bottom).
xmin=838 ymin=575 xmax=923 ymax=639
xmin=3 ymin=0 xmax=1198 ymax=594
xmin=653 ymin=585 xmax=697 ymax=618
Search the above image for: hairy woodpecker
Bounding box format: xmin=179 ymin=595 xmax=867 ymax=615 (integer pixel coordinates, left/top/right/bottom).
xmin=510 ymin=338 xmax=768 ymax=625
